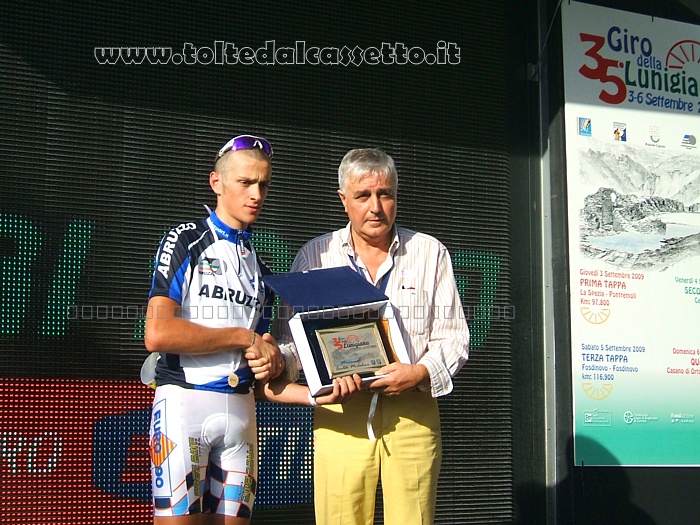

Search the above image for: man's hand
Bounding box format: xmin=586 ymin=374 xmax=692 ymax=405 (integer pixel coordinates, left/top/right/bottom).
xmin=369 ymin=363 xmax=429 ymax=396
xmin=245 ymin=333 xmax=284 ymax=382
xmin=314 ymin=374 xmax=363 ymax=405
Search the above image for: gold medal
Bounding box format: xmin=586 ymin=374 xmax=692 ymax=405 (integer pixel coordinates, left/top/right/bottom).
xmin=228 ymin=373 xmax=239 ymax=388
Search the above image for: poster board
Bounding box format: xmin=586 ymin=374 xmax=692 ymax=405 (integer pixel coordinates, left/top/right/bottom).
xmin=562 ymin=0 xmax=700 ymax=466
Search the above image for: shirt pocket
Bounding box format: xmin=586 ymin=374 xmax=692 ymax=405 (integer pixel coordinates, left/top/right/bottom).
xmin=392 ymin=289 xmax=429 ymax=336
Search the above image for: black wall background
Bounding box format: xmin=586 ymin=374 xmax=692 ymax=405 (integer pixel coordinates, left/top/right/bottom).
xmin=4 ymin=1 xmax=696 ymax=524
xmin=0 ymin=1 xmax=519 ymax=524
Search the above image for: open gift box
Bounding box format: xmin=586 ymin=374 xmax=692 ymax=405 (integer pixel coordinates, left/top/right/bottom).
xmin=263 ymin=266 xmax=410 ymax=396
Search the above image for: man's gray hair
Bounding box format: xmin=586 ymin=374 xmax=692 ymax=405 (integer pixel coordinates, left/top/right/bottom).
xmin=338 ymin=148 xmax=398 ymax=192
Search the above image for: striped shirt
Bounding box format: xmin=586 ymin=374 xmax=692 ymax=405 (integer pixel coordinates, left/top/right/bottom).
xmin=290 ymin=223 xmax=469 ymax=397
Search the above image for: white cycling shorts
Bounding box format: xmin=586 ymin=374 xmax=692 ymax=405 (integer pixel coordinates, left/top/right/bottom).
xmin=149 ymin=384 xmax=258 ymax=518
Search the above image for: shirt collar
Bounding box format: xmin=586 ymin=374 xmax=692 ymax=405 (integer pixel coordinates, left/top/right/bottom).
xmin=208 ymin=211 xmax=253 ymax=245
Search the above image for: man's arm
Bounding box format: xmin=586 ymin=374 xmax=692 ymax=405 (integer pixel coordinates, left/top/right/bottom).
xmin=370 ymin=246 xmax=469 ymax=397
xmin=413 ymin=246 xmax=470 ymax=396
xmin=255 ymin=374 xmax=363 ymax=406
xmin=145 ymin=295 xmax=283 ymax=378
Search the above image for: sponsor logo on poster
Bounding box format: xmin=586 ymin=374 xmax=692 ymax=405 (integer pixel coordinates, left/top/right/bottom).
xmin=578 ymin=117 xmax=592 ymax=136
xmin=613 ymin=122 xmax=627 ymax=141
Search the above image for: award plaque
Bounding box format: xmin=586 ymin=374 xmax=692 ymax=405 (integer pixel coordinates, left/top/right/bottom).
xmin=262 ymin=267 xmax=412 ymax=396
xmin=315 ymin=322 xmax=389 ymax=378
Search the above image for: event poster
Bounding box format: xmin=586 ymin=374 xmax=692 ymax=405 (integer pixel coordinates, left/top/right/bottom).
xmin=562 ymin=1 xmax=700 ymax=466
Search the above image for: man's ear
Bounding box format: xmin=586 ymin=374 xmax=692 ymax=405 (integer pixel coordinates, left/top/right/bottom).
xmin=337 ymin=189 xmax=347 ymax=212
xmin=210 ymin=171 xmax=222 ymax=196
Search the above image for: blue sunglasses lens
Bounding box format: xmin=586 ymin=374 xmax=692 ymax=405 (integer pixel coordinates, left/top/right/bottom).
xmin=217 ymin=135 xmax=273 ymax=159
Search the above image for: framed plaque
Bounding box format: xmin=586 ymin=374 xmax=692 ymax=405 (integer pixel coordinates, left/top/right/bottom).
xmin=315 ymin=322 xmax=389 ymax=378
xmin=262 ymin=267 xmax=412 ymax=396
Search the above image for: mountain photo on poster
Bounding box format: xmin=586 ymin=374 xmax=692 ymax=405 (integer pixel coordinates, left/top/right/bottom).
xmin=577 ymin=140 xmax=700 ymax=270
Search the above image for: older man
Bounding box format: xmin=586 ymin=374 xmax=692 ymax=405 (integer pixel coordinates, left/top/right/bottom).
xmin=286 ymin=148 xmax=470 ymax=525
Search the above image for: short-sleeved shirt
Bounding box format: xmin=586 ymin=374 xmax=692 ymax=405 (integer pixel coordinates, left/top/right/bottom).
xmin=149 ymin=211 xmax=274 ymax=393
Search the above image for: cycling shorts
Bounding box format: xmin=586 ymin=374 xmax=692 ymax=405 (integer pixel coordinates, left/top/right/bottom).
xmin=149 ymin=384 xmax=258 ymax=518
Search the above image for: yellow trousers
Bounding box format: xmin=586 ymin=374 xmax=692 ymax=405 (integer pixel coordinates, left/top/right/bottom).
xmin=313 ymin=390 xmax=442 ymax=525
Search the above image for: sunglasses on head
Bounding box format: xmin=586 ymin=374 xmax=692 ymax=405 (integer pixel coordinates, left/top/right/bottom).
xmin=216 ymin=135 xmax=273 ymax=160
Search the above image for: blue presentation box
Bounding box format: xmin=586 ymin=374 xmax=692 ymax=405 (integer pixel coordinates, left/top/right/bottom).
xmin=263 ymin=267 xmax=411 ymax=396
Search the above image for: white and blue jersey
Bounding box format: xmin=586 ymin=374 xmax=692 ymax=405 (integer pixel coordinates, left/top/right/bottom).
xmin=148 ymin=211 xmax=274 ymax=393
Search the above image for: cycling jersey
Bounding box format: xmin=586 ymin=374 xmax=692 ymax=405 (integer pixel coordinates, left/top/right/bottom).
xmin=148 ymin=210 xmax=274 ymax=394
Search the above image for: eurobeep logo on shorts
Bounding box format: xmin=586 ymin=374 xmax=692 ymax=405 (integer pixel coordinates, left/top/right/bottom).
xmin=94 ymin=40 xmax=461 ymax=66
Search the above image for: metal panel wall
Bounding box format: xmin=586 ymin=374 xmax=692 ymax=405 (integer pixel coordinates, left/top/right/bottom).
xmin=0 ymin=2 xmax=515 ymax=523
